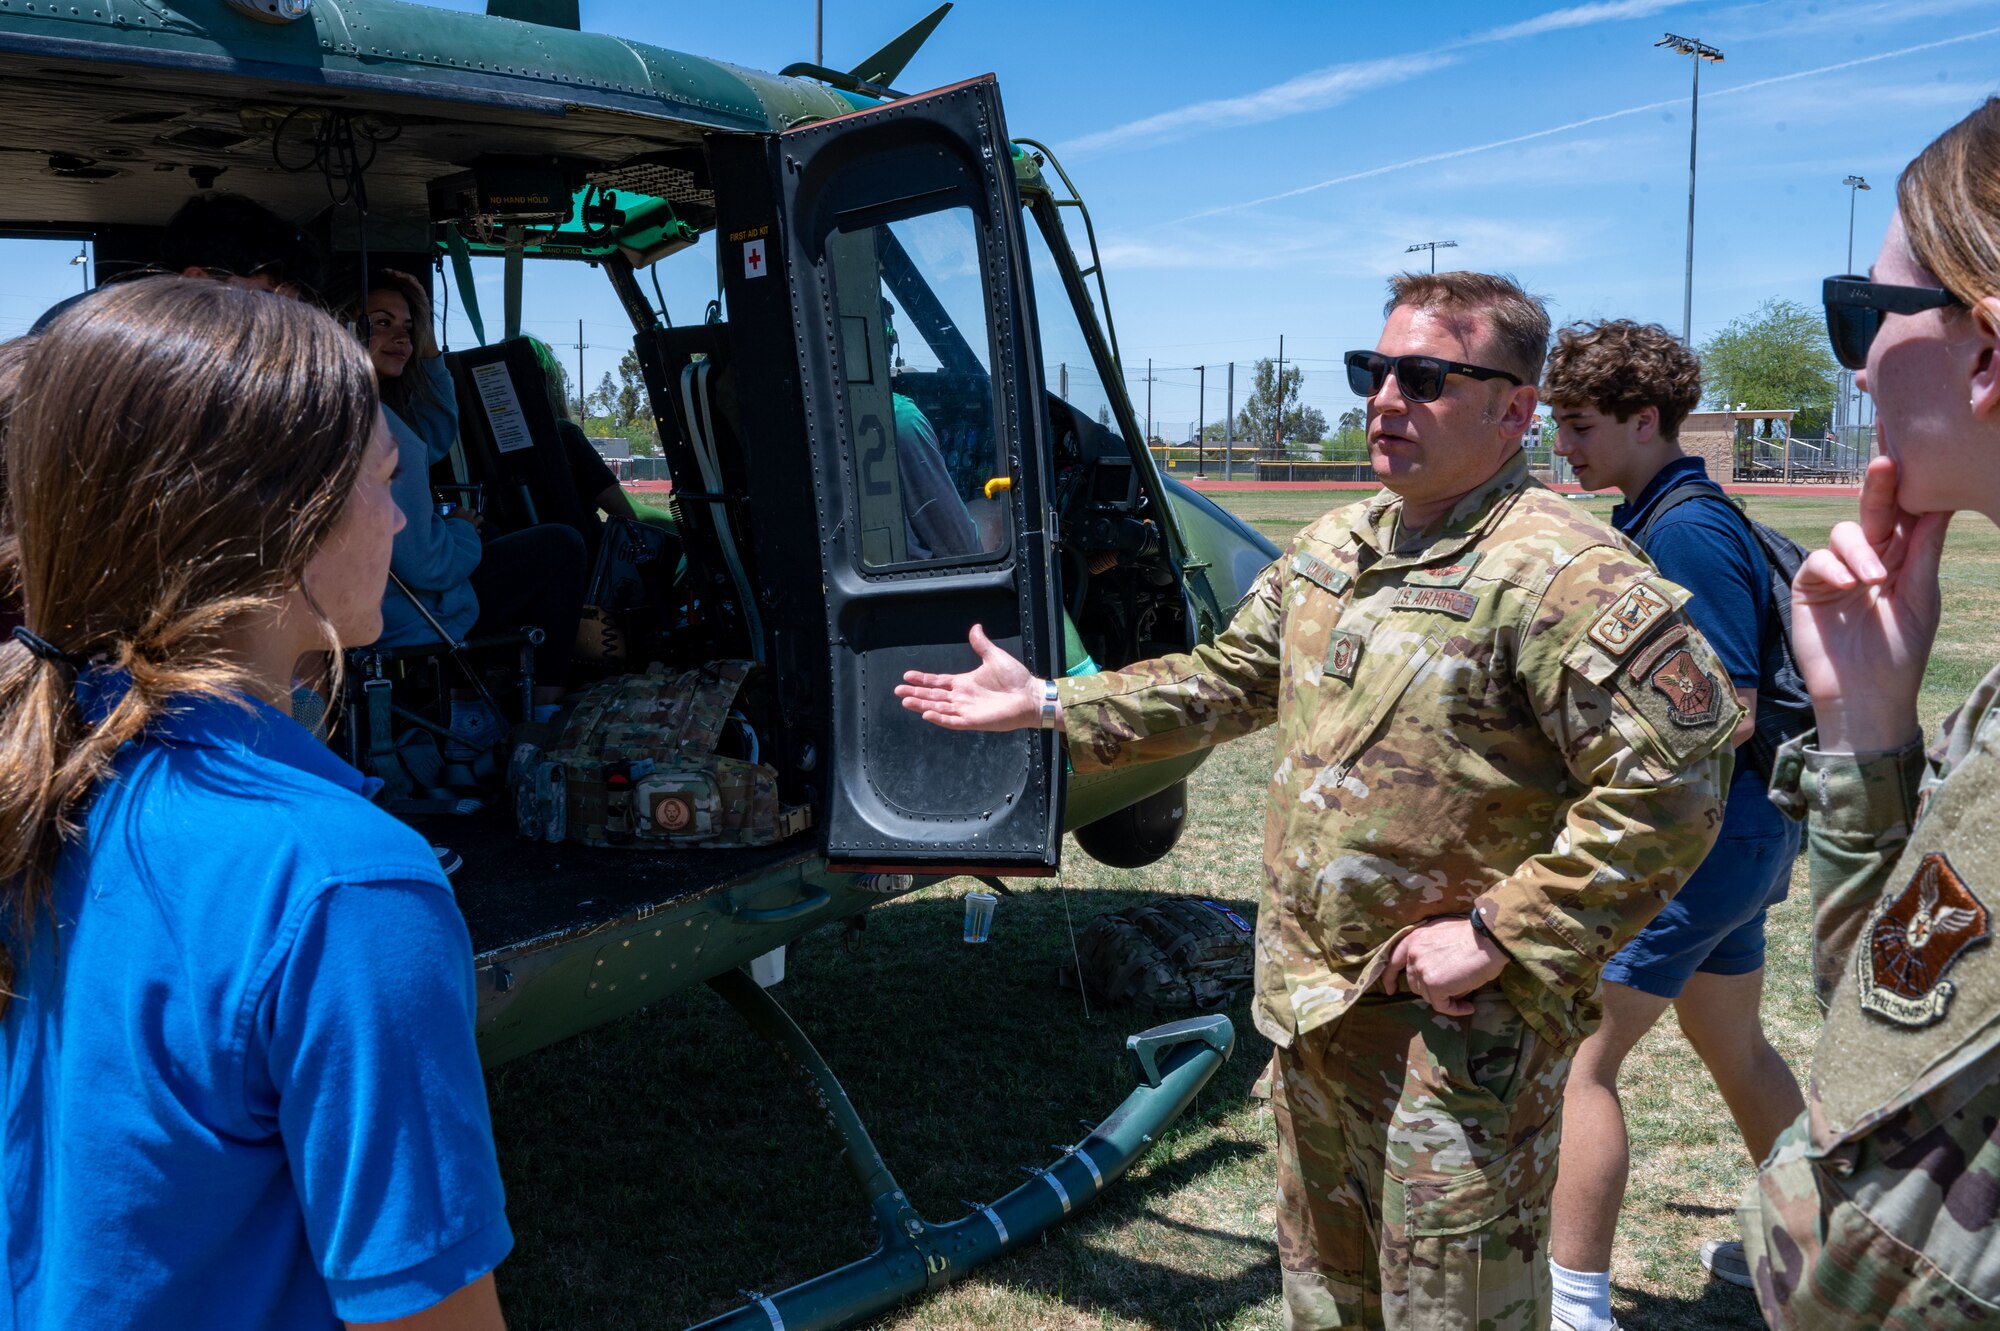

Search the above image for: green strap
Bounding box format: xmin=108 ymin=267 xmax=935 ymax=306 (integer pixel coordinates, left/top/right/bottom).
xmin=444 ymin=226 xmax=485 ymax=346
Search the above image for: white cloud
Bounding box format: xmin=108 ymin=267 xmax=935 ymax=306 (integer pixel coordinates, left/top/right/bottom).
xmin=1060 ymin=0 xmax=1694 ymax=156
xmin=1063 ymin=53 xmax=1456 ymax=157
xmin=1174 ymin=24 xmax=2000 ymax=222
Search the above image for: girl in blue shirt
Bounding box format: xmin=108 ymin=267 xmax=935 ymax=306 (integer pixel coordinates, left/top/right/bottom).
xmin=0 ymin=278 xmax=512 ymax=1330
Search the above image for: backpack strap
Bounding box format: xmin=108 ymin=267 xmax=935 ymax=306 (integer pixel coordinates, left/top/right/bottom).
xmin=1632 ymin=474 xmax=1736 ymax=548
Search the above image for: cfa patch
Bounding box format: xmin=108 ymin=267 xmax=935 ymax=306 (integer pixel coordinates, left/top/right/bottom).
xmin=1647 ymin=647 xmax=1723 ymax=728
xmin=1391 ymin=585 xmax=1478 ymax=620
xmin=1403 ymin=553 xmax=1481 ymax=588
xmin=1858 ymin=851 xmax=1990 ymax=1028
xmin=1325 ymin=629 xmax=1363 ymax=683
xmin=1291 ymin=551 xmax=1352 ymax=596
xmin=1588 ymin=582 xmax=1673 ymax=655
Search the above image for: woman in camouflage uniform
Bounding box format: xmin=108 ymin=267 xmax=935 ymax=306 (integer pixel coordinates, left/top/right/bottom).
xmin=1743 ymin=98 xmax=2000 ymax=1326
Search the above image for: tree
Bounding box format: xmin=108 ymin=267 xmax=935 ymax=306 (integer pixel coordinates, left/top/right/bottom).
xmin=1337 ymin=407 xmax=1364 ymax=435
xmin=615 ymin=350 xmax=646 ymax=427
xmin=1235 ymin=357 xmax=1327 ymax=457
xmin=1700 ymin=297 xmax=1839 ymax=438
xmin=588 ymin=370 xmax=618 ymax=423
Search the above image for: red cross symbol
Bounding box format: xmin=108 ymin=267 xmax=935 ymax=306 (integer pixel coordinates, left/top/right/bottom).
xmin=747 ymin=248 xmax=761 ymax=271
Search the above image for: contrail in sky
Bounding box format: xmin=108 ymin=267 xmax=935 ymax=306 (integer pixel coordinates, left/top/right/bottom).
xmin=1063 ymin=0 xmax=1692 ymax=156
xmin=1174 ymin=25 xmax=2000 ymax=224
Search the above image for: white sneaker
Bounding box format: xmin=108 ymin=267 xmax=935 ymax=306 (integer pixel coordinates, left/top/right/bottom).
xmin=1700 ymin=1237 xmax=1754 ymax=1289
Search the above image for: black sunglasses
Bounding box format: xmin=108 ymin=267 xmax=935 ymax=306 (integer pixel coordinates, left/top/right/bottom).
xmin=1344 ymin=350 xmax=1523 ymax=404
xmin=1822 ymin=275 xmax=1964 ymax=371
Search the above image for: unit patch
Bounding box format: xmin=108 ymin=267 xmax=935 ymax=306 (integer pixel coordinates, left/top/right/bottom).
xmin=1391 ymin=586 xmax=1478 ymax=620
xmin=1403 ymin=553 xmax=1481 ymax=588
xmin=1647 ymin=648 xmax=1722 ymax=727
xmin=1291 ymin=551 xmax=1352 ymax=596
xmin=1587 ymin=582 xmax=1673 ymax=655
xmin=1858 ymin=852 xmax=1990 ymax=1028
xmin=1325 ymin=630 xmax=1363 ymax=683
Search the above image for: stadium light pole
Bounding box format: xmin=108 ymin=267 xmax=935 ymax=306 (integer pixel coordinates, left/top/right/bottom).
xmin=1843 ymin=174 xmax=1871 ymax=273
xmin=1405 ymin=239 xmax=1458 ymax=273
xmin=1656 ymin=32 xmax=1724 ymax=343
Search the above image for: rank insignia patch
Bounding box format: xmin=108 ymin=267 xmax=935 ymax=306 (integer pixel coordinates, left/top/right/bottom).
xmin=1391 ymin=586 xmax=1478 ymax=620
xmin=1588 ymin=582 xmax=1673 ymax=655
xmin=1325 ymin=630 xmax=1363 ymax=683
xmin=1404 ymin=554 xmax=1481 ymax=588
xmin=1858 ymin=852 xmax=1989 ymax=1028
xmin=1648 ymin=647 xmax=1722 ymax=727
xmin=1291 ymin=551 xmax=1352 ymax=596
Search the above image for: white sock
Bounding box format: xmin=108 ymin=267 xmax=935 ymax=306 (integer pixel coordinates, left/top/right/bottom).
xmin=1550 ymin=1261 xmax=1613 ymax=1331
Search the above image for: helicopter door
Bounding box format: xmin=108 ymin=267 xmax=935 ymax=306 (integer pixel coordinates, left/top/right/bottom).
xmin=732 ymin=77 xmax=1062 ymax=873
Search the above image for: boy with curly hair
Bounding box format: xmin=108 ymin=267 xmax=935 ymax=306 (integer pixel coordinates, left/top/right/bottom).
xmin=1541 ymin=320 xmax=1805 ymax=1330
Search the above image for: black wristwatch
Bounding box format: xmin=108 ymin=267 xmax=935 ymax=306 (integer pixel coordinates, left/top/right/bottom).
xmin=1469 ymin=904 xmax=1511 ymax=958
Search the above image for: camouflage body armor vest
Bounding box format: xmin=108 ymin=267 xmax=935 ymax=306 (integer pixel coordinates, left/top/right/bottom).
xmin=536 ymin=660 xmax=812 ymax=849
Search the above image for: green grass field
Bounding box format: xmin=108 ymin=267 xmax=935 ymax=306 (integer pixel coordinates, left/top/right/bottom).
xmin=482 ymin=489 xmax=2000 ymax=1331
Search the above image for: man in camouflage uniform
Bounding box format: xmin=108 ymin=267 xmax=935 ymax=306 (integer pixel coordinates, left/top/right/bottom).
xmin=899 ymin=272 xmax=1739 ymax=1330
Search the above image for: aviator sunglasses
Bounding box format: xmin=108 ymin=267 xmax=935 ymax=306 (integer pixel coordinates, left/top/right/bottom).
xmin=1823 ymin=275 xmax=1963 ymax=371
xmin=1344 ymin=350 xmax=1522 ymax=404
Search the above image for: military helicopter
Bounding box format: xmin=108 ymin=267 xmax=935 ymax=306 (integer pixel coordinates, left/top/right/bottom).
xmin=0 ymin=1 xmax=1279 ymax=1325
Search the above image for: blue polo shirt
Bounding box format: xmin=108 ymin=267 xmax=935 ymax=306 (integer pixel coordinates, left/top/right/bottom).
xmin=1613 ymin=456 xmax=1781 ymax=832
xmin=1 ymin=684 xmax=511 ymax=1330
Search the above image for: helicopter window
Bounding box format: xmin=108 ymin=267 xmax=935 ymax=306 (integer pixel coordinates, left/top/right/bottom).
xmin=1022 ymin=205 xmax=1130 ymax=457
xmin=826 ymin=206 xmax=1007 ymax=571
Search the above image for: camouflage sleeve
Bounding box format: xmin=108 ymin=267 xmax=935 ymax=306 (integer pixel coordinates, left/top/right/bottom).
xmin=1055 ymin=555 xmax=1284 ymax=774
xmin=1475 ymin=550 xmax=1738 ymax=1025
xmin=1786 ymin=741 xmax=1928 ymax=1007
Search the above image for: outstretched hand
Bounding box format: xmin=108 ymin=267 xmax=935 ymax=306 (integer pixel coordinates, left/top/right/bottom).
xmin=1791 ymin=456 xmax=1951 ymax=753
xmin=895 ymin=624 xmax=1044 ymax=733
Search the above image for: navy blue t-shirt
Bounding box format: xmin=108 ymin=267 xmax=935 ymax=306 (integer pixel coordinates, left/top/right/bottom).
xmin=1613 ymin=456 xmax=1781 ymax=833
xmin=1 ymin=683 xmax=511 ymax=1329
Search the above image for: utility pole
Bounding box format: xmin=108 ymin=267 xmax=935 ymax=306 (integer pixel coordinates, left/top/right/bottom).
xmin=1404 ymin=239 xmax=1458 ymax=273
xmin=1842 ymin=174 xmax=1874 ymax=448
xmin=1272 ymin=335 xmax=1285 ymax=457
xmin=572 ymin=318 xmax=590 ymax=420
xmin=1196 ymin=365 xmax=1206 ymax=478
xmin=1656 ymin=32 xmax=1724 ymax=343
xmin=1145 ymin=357 xmax=1154 ymax=449
xmin=1843 ymin=174 xmax=1871 ymax=273
xmin=1225 ymin=361 xmax=1236 ymax=481
xmin=1059 ymin=361 xmax=1068 ymax=399
xmin=815 ymin=0 xmax=823 ymax=65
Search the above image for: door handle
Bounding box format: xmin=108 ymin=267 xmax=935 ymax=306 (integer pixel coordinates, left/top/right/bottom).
xmin=724 ymin=884 xmax=832 ymax=924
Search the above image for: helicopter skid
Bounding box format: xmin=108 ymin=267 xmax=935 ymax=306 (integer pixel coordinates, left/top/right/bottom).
xmin=692 ymin=969 xmax=1235 ymax=1331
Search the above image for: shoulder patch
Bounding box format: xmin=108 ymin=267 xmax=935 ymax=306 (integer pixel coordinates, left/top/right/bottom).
xmin=1858 ymin=852 xmax=1991 ymax=1028
xmin=1291 ymin=551 xmax=1352 ymax=596
xmin=1403 ymin=553 xmax=1482 ymax=588
xmin=1587 ymin=582 xmax=1673 ymax=656
xmin=1647 ymin=647 xmax=1723 ymax=727
xmin=1391 ymin=586 xmax=1478 ymax=620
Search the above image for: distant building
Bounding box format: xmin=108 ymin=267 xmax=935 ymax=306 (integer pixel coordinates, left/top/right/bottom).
xmin=589 ymin=437 xmax=631 ymax=461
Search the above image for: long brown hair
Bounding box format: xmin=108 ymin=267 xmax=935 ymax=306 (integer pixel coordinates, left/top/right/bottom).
xmin=0 ymin=278 xmax=378 ymax=1010
xmin=1900 ymin=97 xmax=2000 ymax=305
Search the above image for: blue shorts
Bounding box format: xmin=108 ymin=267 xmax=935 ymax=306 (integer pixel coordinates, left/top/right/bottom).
xmin=1601 ymin=813 xmax=1802 ymax=999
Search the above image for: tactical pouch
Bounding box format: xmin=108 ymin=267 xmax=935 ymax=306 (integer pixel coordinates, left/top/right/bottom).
xmin=541 ymin=659 xmax=812 ymax=850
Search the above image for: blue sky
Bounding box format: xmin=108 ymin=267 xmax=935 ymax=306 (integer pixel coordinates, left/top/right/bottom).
xmin=1 ymin=0 xmax=1994 ymax=436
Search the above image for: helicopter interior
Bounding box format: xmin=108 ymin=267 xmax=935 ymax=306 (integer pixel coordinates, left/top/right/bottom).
xmin=0 ymin=53 xmax=1196 ymax=928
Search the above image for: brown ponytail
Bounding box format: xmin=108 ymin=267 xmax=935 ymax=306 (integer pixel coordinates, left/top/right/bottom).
xmin=0 ymin=278 xmax=379 ymax=1011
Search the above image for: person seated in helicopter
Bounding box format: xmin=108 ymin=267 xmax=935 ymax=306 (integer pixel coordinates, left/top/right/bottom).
xmin=520 ymin=335 xmax=678 ymax=565
xmin=360 ymin=270 xmax=585 ymax=752
xmin=882 ymin=301 xmax=983 ymax=561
